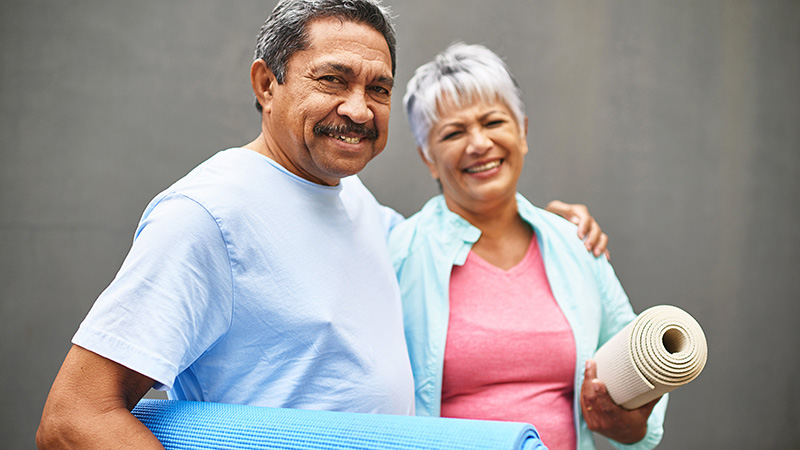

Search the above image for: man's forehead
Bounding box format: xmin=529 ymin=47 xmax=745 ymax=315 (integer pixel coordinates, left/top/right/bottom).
xmin=310 ymin=20 xmax=389 ymax=58
xmin=289 ymin=19 xmax=393 ymax=80
xmin=304 ymin=16 xmax=388 ymax=44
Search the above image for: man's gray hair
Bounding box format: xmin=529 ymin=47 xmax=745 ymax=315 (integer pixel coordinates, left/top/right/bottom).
xmin=253 ymin=0 xmax=396 ymax=112
xmin=403 ymin=43 xmax=526 ymax=161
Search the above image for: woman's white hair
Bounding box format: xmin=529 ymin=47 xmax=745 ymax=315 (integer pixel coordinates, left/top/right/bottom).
xmin=403 ymin=43 xmax=526 ymax=160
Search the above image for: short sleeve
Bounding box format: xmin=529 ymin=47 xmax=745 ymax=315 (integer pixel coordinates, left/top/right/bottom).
xmin=73 ymin=193 xmax=234 ymax=389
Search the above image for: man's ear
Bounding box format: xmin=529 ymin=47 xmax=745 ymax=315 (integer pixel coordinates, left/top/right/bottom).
xmin=417 ymin=146 xmax=439 ymax=180
xmin=251 ymin=59 xmax=276 ymax=113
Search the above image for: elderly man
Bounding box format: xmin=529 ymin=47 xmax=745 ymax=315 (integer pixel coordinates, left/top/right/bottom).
xmin=37 ymin=1 xmax=606 ymax=448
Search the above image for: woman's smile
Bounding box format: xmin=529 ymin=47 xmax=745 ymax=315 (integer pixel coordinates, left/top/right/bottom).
xmin=465 ymin=159 xmax=503 ymax=174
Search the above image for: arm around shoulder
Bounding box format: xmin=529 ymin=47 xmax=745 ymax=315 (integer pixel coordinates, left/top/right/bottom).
xmin=37 ymin=345 xmax=165 ymax=449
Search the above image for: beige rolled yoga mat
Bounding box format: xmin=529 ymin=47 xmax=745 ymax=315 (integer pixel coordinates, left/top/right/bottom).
xmin=594 ymin=305 xmax=708 ymax=410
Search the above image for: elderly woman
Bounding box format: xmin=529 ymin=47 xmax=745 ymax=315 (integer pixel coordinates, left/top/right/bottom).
xmin=390 ymin=44 xmax=668 ymax=450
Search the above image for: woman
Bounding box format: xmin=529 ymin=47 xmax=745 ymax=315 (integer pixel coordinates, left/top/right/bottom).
xmin=390 ymin=44 xmax=667 ymax=450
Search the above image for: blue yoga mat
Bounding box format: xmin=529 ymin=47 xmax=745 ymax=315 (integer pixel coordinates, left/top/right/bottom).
xmin=132 ymin=399 xmax=547 ymax=450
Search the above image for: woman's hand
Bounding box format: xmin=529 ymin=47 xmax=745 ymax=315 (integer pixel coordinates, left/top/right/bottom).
xmin=545 ymin=200 xmax=610 ymax=260
xmin=580 ymin=360 xmax=660 ymax=444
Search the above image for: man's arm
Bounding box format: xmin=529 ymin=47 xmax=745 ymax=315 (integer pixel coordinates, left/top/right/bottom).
xmin=545 ymin=200 xmax=611 ymax=259
xmin=37 ymin=345 xmax=165 ymax=449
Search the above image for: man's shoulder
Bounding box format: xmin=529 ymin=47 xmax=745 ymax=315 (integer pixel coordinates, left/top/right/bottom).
xmin=165 ymin=148 xmax=289 ymax=205
xmin=135 ymin=149 xmax=273 ymax=231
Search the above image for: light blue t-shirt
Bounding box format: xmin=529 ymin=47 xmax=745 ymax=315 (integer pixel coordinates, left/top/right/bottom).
xmin=73 ymin=148 xmax=415 ymax=415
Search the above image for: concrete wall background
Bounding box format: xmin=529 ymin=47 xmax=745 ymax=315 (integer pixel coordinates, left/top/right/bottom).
xmin=2 ymin=1 xmax=798 ymax=448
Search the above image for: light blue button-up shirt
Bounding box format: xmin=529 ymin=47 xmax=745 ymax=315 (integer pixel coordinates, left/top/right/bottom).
xmin=388 ymin=194 xmax=667 ymax=450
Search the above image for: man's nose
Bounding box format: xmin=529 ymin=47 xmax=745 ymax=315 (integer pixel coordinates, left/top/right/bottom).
xmin=337 ymin=89 xmax=373 ymax=124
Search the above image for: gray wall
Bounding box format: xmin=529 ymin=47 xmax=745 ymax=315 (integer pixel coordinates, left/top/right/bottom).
xmin=2 ymin=1 xmax=798 ymax=448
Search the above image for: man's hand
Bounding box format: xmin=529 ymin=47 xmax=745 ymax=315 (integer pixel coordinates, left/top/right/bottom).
xmin=545 ymin=200 xmax=610 ymax=260
xmin=37 ymin=345 xmax=164 ymax=449
xmin=580 ymin=360 xmax=659 ymax=444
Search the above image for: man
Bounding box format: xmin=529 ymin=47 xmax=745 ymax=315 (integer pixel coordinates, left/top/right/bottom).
xmin=37 ymin=1 xmax=606 ymax=448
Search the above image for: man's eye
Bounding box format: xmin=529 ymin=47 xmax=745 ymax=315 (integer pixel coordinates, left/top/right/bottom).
xmin=371 ymin=86 xmax=390 ymax=95
xmin=320 ymin=75 xmax=342 ymax=84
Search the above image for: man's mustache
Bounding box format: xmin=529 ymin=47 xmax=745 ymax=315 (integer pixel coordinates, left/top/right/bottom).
xmin=314 ymin=120 xmax=378 ymax=140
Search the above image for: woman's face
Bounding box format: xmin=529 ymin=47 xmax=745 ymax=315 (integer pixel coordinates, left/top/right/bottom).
xmin=423 ymin=96 xmax=528 ymax=217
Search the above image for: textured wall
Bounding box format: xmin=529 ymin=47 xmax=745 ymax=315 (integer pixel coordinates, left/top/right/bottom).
xmin=2 ymin=1 xmax=798 ymax=448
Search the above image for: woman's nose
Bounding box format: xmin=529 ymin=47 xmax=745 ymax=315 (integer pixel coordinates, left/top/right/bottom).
xmin=466 ymin=128 xmax=492 ymax=155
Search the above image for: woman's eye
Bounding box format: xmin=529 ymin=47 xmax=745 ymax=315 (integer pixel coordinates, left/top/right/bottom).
xmin=441 ymin=131 xmax=462 ymax=141
xmin=485 ymin=119 xmax=505 ymax=128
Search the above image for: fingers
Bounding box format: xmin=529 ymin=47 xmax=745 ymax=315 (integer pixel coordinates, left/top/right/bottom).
xmin=581 ymin=215 xmax=611 ymax=259
xmin=592 ymin=230 xmax=610 ymax=260
xmin=544 ymin=200 xmax=571 ymax=220
xmin=581 ymin=360 xmax=610 ymax=408
xmin=581 ymin=360 xmax=618 ymax=427
xmin=584 ymin=359 xmax=598 ymax=379
xmin=580 ymin=360 xmax=601 ymax=418
xmin=570 ymin=204 xmax=591 ymax=239
xmin=583 ymin=218 xmax=600 ymax=250
xmin=584 ymin=221 xmax=611 ymax=260
xmin=580 ymin=360 xmax=655 ymax=444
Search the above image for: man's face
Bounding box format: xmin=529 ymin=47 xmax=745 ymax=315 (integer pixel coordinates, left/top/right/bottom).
xmin=262 ymin=17 xmax=393 ymax=186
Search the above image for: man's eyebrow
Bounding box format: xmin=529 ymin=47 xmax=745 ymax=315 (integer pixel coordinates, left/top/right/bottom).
xmin=316 ymin=63 xmax=354 ymax=76
xmin=375 ymin=75 xmax=394 ymax=88
xmin=313 ymin=63 xmax=393 ymax=87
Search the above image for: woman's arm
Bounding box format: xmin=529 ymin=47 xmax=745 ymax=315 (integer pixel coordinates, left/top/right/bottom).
xmin=579 ymin=360 xmax=660 ymax=444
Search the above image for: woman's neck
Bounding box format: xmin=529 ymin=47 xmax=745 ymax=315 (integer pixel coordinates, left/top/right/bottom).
xmin=448 ymin=196 xmax=533 ymax=271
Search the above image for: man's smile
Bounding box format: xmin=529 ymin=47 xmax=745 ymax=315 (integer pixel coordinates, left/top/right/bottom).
xmin=329 ymin=133 xmax=363 ymax=144
xmin=314 ymin=121 xmax=377 ymax=144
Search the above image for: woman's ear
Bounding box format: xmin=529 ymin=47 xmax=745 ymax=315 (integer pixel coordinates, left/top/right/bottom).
xmin=417 ymin=146 xmax=439 ymax=180
xmin=250 ymin=59 xmax=276 ymax=113
xmin=521 ymin=116 xmax=530 ymax=155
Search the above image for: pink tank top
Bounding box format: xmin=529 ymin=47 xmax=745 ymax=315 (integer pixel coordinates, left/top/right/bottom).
xmin=442 ymin=236 xmax=577 ymax=450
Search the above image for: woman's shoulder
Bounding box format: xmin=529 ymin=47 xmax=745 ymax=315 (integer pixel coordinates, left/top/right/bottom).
xmin=518 ymin=196 xmax=580 ymax=237
xmin=388 ymin=197 xmax=442 ymax=257
xmin=518 ymin=196 xmax=600 ymax=262
xmin=388 ymin=195 xmax=478 ymax=269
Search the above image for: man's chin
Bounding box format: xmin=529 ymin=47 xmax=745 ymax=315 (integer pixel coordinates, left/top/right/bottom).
xmin=306 ymin=159 xmax=371 ymax=185
xmin=330 ymin=161 xmax=373 ymax=179
xmin=322 ymin=150 xmax=379 ymax=174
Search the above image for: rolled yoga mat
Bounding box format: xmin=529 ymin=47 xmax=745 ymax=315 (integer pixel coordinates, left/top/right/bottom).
xmin=132 ymin=399 xmax=547 ymax=450
xmin=594 ymin=305 xmax=708 ymax=410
